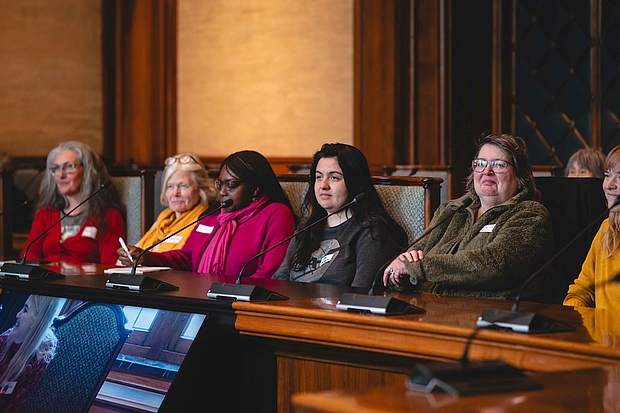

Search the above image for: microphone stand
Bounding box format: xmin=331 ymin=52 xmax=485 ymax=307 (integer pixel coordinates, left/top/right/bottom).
xmin=336 ymin=197 xmax=473 ymax=315
xmin=208 ymin=194 xmax=367 ymax=302
xmin=1 ymin=181 xmax=112 ymax=279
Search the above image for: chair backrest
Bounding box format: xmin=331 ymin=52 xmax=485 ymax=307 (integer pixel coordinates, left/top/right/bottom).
xmin=18 ymin=302 xmax=131 ymax=413
xmin=277 ymin=174 xmax=442 ymax=244
xmin=383 ymin=164 xmax=451 ymax=204
xmin=532 ymin=165 xmax=564 ymax=177
xmin=110 ymin=170 xmax=156 ymax=245
xmin=535 ymin=177 xmax=607 ymax=303
xmin=12 ymin=168 xmax=45 ymax=204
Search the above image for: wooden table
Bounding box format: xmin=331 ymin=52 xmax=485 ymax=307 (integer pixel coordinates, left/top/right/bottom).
xmin=291 ymin=366 xmax=620 ymax=412
xmin=1 ymin=263 xmax=620 ymax=412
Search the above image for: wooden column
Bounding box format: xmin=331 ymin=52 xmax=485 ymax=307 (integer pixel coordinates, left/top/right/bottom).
xmin=102 ymin=0 xmax=177 ymax=167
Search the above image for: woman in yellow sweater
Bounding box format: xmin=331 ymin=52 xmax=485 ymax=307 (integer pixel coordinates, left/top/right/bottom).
xmin=564 ymin=145 xmax=620 ymax=310
xmin=136 ymin=153 xmax=215 ymax=252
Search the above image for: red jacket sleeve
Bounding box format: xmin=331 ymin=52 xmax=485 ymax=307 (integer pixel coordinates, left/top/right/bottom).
xmin=98 ymin=208 xmax=126 ymax=265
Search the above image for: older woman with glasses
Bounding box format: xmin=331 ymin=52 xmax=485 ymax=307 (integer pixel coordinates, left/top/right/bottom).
xmin=21 ymin=141 xmax=126 ymax=265
xmin=383 ymin=133 xmax=556 ymax=301
xmin=134 ymin=153 xmax=215 ymax=253
xmin=118 ymin=150 xmax=296 ymax=279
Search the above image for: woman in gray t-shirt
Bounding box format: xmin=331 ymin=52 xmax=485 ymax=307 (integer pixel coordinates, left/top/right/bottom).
xmin=273 ymin=143 xmax=407 ymax=289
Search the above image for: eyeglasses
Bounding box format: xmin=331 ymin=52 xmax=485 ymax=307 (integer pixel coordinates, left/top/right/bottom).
xmin=49 ymin=162 xmax=81 ymax=177
xmin=165 ymin=155 xmax=199 ymax=166
xmin=472 ymin=159 xmax=512 ymax=174
xmin=214 ymin=178 xmax=245 ymax=191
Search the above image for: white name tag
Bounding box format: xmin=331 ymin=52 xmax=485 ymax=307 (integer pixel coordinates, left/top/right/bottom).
xmin=82 ymin=226 xmax=98 ymax=239
xmin=1 ymin=381 xmax=17 ymax=394
xmin=196 ymin=224 xmax=214 ymax=234
xmin=164 ymin=235 xmax=183 ymax=244
xmin=480 ymin=224 xmax=495 ymax=233
xmin=319 ymin=253 xmax=334 ymax=266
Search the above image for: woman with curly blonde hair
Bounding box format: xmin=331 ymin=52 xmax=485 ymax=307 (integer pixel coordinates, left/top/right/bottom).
xmin=0 ymin=294 xmax=66 ymax=412
xmin=564 ymin=145 xmax=620 ymax=309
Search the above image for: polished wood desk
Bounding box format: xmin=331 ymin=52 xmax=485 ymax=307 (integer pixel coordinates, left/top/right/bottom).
xmin=0 ymin=263 xmax=619 ymax=412
xmin=291 ymin=366 xmax=620 ymax=412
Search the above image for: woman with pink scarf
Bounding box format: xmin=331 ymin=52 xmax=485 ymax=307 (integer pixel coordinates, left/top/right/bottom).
xmin=118 ymin=150 xmax=296 ymax=279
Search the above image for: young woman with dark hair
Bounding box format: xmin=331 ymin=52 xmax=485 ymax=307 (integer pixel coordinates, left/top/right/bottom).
xmin=120 ymin=150 xmax=296 ymax=278
xmin=272 ymin=143 xmax=407 ymax=289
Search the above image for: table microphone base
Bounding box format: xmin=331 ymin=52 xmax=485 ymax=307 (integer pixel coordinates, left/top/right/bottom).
xmin=477 ymin=309 xmax=574 ymax=333
xmin=406 ymin=359 xmax=542 ymax=397
xmin=207 ymin=282 xmax=288 ymax=302
xmin=336 ymin=293 xmax=425 ymax=315
xmin=106 ymin=273 xmax=179 ymax=292
xmin=0 ymin=263 xmax=64 ymax=279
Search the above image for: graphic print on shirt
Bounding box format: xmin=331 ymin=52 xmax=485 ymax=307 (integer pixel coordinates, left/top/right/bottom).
xmin=291 ymin=238 xmax=343 ymax=283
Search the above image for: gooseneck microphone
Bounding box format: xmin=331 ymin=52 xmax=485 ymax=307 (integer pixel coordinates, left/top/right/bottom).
xmin=130 ymin=199 xmax=233 ymax=276
xmin=105 ymin=199 xmax=233 ymax=292
xmin=336 ymin=197 xmax=473 ymax=315
xmin=0 ymin=198 xmax=34 ymax=217
xmin=207 ymin=193 xmax=366 ymax=302
xmin=237 ymin=193 xmax=366 ymax=284
xmin=0 ymin=181 xmax=112 ymax=279
xmin=476 ymin=196 xmax=620 ymax=333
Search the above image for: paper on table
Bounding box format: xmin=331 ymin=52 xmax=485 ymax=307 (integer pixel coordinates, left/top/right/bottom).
xmin=104 ymin=266 xmax=171 ymax=275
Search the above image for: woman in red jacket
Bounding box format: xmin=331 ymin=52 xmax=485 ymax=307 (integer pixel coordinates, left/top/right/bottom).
xmin=21 ymin=141 xmax=126 ymax=265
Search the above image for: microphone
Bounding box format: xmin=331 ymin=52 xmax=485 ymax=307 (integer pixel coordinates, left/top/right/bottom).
xmin=336 ymin=197 xmax=473 ymax=315
xmin=106 ymin=199 xmax=232 ymax=292
xmin=0 ymin=181 xmax=112 ymax=279
xmin=207 ymin=193 xmax=367 ymax=302
xmin=0 ymin=198 xmax=34 ymax=217
xmin=476 ymin=196 xmax=620 ymax=333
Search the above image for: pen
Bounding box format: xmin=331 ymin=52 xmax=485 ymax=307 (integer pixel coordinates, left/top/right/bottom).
xmin=118 ymin=237 xmax=134 ymax=263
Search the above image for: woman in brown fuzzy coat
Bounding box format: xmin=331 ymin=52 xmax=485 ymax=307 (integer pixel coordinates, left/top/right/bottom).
xmin=383 ymin=133 xmax=555 ymax=301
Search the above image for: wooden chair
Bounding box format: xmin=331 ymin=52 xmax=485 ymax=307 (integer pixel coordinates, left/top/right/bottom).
xmin=109 ymin=169 xmax=156 ymax=245
xmin=277 ymin=174 xmax=442 ymax=244
xmin=18 ymin=301 xmax=131 ymax=413
xmin=382 ymin=164 xmax=451 ymax=204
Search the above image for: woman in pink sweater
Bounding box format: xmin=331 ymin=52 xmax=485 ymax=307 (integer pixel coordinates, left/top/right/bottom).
xmin=119 ymin=150 xmax=296 ymax=278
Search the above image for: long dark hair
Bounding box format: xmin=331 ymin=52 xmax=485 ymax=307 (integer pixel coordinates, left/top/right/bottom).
xmin=292 ymin=143 xmax=407 ymax=270
xmin=38 ymin=141 xmax=126 ymax=229
xmin=220 ymin=150 xmax=295 ymax=217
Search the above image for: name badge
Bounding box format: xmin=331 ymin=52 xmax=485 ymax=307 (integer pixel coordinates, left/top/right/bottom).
xmin=82 ymin=226 xmax=98 ymax=239
xmin=196 ymin=224 xmax=214 ymax=234
xmin=319 ymin=253 xmax=334 ymax=266
xmin=0 ymin=381 xmax=17 ymax=394
xmin=480 ymin=224 xmax=495 ymax=233
xmin=164 ymin=235 xmax=183 ymax=244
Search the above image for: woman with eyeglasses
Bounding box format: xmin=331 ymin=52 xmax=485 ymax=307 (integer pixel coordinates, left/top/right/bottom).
xmin=20 ymin=141 xmax=126 ymax=265
xmin=133 ymin=153 xmax=216 ymax=253
xmin=383 ymin=133 xmax=555 ymax=301
xmin=118 ymin=150 xmax=296 ymax=278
